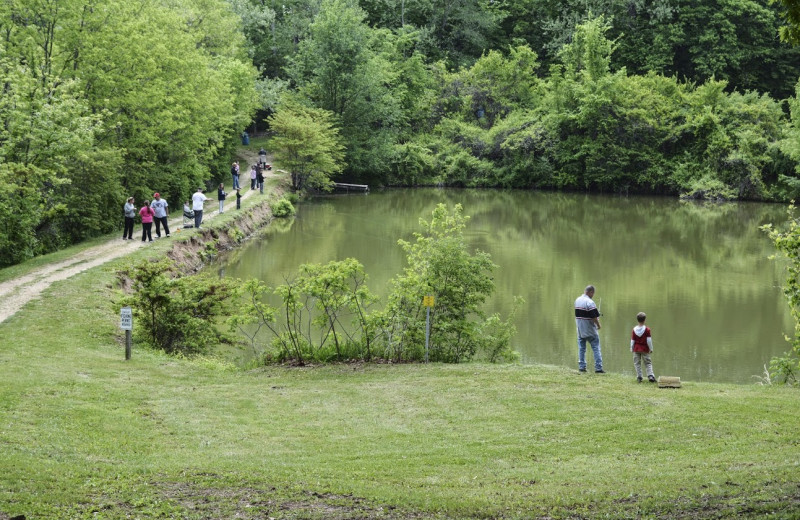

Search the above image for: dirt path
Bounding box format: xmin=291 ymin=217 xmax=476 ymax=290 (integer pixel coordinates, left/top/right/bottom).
xmin=0 ymin=184 xmax=267 ymax=325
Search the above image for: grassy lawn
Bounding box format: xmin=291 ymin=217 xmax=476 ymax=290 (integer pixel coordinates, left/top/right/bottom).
xmin=2 ymin=254 xmax=799 ymax=519
xmin=1 ymin=180 xmax=799 ymax=519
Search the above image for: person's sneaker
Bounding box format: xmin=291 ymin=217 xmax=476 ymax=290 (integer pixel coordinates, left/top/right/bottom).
xmin=165 ymin=234 xmax=171 ymax=237
xmin=637 ymin=376 xmax=643 ymax=383
xmin=648 ymin=375 xmax=656 ymax=383
xmin=579 ymin=368 xmax=587 ymax=373
xmin=595 ymin=369 xmax=605 ymax=374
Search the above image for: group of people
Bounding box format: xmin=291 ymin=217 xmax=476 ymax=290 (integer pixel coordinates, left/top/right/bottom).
xmin=123 ymin=193 xmax=173 ymax=242
xmin=574 ymin=285 xmax=657 ymax=383
xmin=123 ymin=155 xmax=272 ymax=242
xmin=231 ymin=152 xmax=271 ymax=196
xmin=122 ymin=187 xmax=218 ymax=241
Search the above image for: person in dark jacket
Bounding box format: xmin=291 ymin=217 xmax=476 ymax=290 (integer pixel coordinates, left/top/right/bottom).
xmin=218 ymin=183 xmax=227 ymax=213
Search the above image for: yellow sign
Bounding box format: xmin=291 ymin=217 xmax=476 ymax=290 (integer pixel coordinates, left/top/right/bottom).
xmin=423 ymin=295 xmax=435 ymax=307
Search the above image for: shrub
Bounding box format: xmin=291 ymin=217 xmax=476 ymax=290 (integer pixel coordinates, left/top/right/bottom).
xmin=764 ymin=205 xmax=800 ymax=386
xmin=233 ymin=205 xmax=519 ymax=365
xmin=379 ymin=203 xmax=517 ymax=363
xmin=119 ymin=259 xmax=239 ymax=355
xmin=232 ymin=259 xmax=379 ymax=364
xmin=270 ymin=198 xmax=296 ymax=218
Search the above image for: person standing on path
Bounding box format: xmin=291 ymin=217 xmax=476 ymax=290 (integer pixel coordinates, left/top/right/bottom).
xmin=575 ymin=284 xmax=604 ymax=373
xmin=123 ymin=197 xmax=135 ymax=240
xmin=218 ymin=183 xmax=227 ymax=213
xmin=150 ymin=193 xmax=170 ymax=238
xmin=236 ymin=188 xmax=241 ymax=209
xmin=258 ymin=148 xmax=267 ymax=167
xmin=631 ymin=312 xmax=656 ymax=383
xmin=192 ymin=187 xmax=209 ymax=229
xmin=250 ymin=164 xmax=257 ymax=190
xmin=256 ymin=166 xmax=264 ymax=194
xmin=231 ymin=161 xmax=240 ymax=190
xmin=139 ymin=200 xmax=155 ymax=242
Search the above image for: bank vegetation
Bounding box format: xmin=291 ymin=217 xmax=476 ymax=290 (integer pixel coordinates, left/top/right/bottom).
xmin=8 ymin=0 xmax=800 ymax=266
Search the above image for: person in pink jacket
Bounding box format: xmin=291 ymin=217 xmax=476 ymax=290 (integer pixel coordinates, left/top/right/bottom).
xmin=139 ymin=201 xmax=155 ymax=242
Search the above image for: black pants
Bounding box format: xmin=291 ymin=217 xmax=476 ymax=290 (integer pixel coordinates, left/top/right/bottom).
xmin=194 ymin=210 xmax=203 ymax=229
xmin=142 ymin=222 xmax=153 ymax=241
xmin=123 ymin=216 xmax=134 ymax=239
xmin=154 ymin=216 xmax=170 ymax=237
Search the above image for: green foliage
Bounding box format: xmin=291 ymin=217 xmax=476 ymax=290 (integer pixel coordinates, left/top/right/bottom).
xmin=774 ymin=0 xmax=800 ymax=44
xmin=267 ymin=95 xmax=345 ymax=192
xmin=199 ymin=240 xmax=221 ymax=262
xmin=119 ymin=259 xmax=240 ymax=355
xmin=380 ymin=203 xmax=515 ymax=363
xmin=229 ymin=227 xmax=246 ymax=244
xmin=0 ymin=0 xmax=258 ymax=266
xmin=764 ymin=205 xmax=800 ymax=386
xmin=286 ymin=0 xmax=410 ymax=180
xmin=234 ymin=259 xmax=379 ymax=363
xmin=270 ymin=198 xmax=296 ymax=218
xmin=412 ymin=17 xmax=790 ymax=199
xmin=234 ymin=206 xmax=517 ymax=364
xmin=477 ymin=297 xmax=524 ymax=363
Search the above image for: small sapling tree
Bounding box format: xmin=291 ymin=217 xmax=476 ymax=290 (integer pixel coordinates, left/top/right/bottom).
xmin=764 ymin=205 xmax=800 ymax=385
xmin=380 ymin=203 xmax=517 ymax=362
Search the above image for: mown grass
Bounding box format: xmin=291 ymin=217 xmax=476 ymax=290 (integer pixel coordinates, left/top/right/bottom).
xmin=1 ymin=189 xmax=799 ymax=519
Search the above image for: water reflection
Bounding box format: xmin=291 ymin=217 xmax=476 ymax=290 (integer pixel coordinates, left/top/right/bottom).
xmin=222 ymin=189 xmax=792 ymax=384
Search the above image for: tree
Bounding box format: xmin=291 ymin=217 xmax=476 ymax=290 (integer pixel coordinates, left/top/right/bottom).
xmin=773 ymin=0 xmax=800 ymax=44
xmin=0 ymin=0 xmax=259 ymax=265
xmin=380 ymin=203 xmax=514 ymax=362
xmin=267 ymin=96 xmax=344 ymax=191
xmin=286 ymin=0 xmax=406 ymax=179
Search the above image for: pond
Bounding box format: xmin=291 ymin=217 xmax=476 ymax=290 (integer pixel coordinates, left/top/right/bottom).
xmin=221 ymin=188 xmax=793 ymax=384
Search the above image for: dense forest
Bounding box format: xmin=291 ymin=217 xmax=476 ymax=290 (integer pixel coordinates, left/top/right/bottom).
xmin=3 ymin=0 xmax=800 ymax=266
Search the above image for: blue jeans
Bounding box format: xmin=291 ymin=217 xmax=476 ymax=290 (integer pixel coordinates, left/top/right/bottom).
xmin=578 ymin=335 xmax=603 ymax=371
xmin=232 ymin=174 xmax=240 ymax=189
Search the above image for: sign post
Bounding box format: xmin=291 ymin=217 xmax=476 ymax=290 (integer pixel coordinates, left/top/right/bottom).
xmin=422 ymin=295 xmax=435 ymax=363
xmin=120 ymin=306 xmax=133 ymax=360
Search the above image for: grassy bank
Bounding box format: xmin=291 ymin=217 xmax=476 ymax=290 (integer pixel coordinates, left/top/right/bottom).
xmin=1 ymin=187 xmax=800 ymax=519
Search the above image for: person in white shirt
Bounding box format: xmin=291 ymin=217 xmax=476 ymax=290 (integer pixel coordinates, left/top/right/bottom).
xmin=574 ymin=285 xmax=603 ymax=373
xmin=191 ymin=188 xmax=209 ymax=229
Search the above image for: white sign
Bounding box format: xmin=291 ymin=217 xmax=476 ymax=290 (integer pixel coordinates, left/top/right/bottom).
xmin=120 ymin=306 xmax=132 ymax=330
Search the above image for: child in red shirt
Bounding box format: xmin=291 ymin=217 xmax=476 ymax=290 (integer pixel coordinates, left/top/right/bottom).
xmin=631 ymin=312 xmax=656 ymax=383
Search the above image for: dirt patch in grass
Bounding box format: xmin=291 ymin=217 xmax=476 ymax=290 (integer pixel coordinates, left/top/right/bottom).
xmin=98 ymin=478 xmax=434 ymax=520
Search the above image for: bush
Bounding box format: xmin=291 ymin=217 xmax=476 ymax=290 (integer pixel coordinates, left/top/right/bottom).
xmin=119 ymin=259 xmax=240 ymax=355
xmin=764 ymin=205 xmax=800 ymax=386
xmin=233 ymin=205 xmax=519 ymax=365
xmin=233 ymin=259 xmax=379 ymax=364
xmin=270 ymin=198 xmax=296 ymax=218
xmin=379 ymin=203 xmax=517 ymax=363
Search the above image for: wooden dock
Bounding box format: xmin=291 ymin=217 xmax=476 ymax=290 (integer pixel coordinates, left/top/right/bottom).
xmin=333 ymin=183 xmax=369 ymax=193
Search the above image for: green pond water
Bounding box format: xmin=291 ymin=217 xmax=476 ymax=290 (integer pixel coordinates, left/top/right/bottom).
xmin=221 ymin=188 xmax=793 ymax=384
